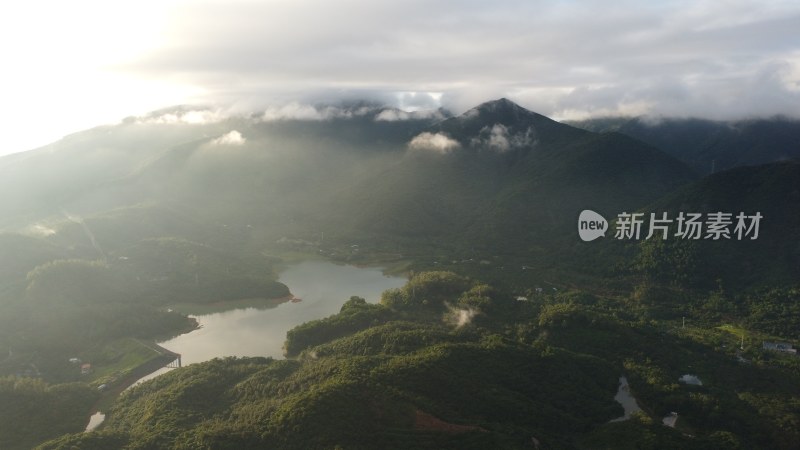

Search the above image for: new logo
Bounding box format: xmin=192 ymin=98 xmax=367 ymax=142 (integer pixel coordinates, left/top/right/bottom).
xmin=578 ymin=209 xmax=762 ymax=241
xmin=578 ymin=210 xmax=608 ymax=242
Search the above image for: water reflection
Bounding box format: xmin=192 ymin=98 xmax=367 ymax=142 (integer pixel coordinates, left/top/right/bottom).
xmin=156 ymin=260 xmax=406 ymax=363
xmin=610 ymin=376 xmax=643 ymax=422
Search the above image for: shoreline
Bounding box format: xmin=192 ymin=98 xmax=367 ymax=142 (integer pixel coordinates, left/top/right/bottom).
xmin=168 ymin=295 xmax=293 ymax=315
xmin=83 ymin=261 xmax=405 ymax=432
xmin=85 ymin=292 xmax=296 ymax=430
xmin=85 ymin=343 xmax=181 ymax=432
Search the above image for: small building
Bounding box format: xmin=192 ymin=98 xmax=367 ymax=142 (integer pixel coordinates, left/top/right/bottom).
xmin=69 ymin=357 xmax=81 ymax=364
xmin=762 ymin=342 xmax=797 ymax=354
xmin=81 ymin=363 xmax=93 ymax=375
xmin=662 ymin=412 xmax=678 ymax=428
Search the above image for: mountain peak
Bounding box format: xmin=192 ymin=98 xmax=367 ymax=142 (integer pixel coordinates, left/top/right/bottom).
xmin=443 ymin=97 xmax=551 ymax=132
xmin=471 ymin=98 xmax=531 ymax=116
xmin=428 ymin=98 xmax=592 ymax=153
xmin=479 ymin=97 xmax=520 ymax=108
xmin=454 ymin=98 xmax=547 ymax=128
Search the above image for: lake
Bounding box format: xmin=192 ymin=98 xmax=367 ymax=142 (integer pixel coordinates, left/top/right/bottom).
xmin=87 ymin=260 xmax=406 ymax=431
xmin=147 ymin=260 xmax=406 ymax=370
xmin=610 ymin=376 xmax=643 ymax=422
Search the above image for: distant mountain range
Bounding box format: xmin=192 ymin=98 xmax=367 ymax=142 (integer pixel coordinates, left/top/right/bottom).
xmin=568 ymin=115 xmax=800 ymax=175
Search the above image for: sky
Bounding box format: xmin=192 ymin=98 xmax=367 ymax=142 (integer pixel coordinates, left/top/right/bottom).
xmin=1 ymin=0 xmax=799 ymax=155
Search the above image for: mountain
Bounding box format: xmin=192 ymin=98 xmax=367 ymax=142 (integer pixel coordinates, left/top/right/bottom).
xmin=5 ymin=99 xmax=792 ymax=295
xmin=335 ymin=99 xmax=698 ymax=266
xmin=0 ymin=99 xmax=702 ymax=295
xmin=567 ymin=116 xmax=800 ymax=175
xmin=630 ymin=161 xmax=800 ymax=290
xmin=434 ymin=97 xmax=571 ymax=146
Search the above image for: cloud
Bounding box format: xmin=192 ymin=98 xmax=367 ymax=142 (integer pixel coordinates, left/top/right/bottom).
xmin=122 ymin=0 xmax=799 ymax=121
xmin=374 ymin=108 xmax=446 ymax=122
xmin=443 ymin=304 xmax=479 ymax=327
xmin=455 ymin=308 xmax=478 ymax=327
xmin=486 ymin=124 xmax=511 ymax=152
xmin=375 ymin=109 xmax=411 ymax=121
xmin=5 ymin=0 xmax=800 ymax=155
xmin=408 ymin=132 xmax=460 ymax=154
xmin=211 ymin=130 xmax=246 ymax=146
xmin=395 ymin=92 xmax=443 ymax=111
xmin=26 ymin=223 xmax=57 ymax=237
xmin=259 ymin=102 xmax=370 ymax=121
xmin=139 ymin=108 xmax=229 ymax=125
xmin=470 ymin=124 xmax=535 ymax=152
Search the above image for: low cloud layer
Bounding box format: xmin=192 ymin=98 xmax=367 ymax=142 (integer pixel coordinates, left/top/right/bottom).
xmin=375 ymin=108 xmax=446 ymax=122
xmin=259 ymin=103 xmax=368 ymax=122
xmin=408 ymin=132 xmax=461 ymax=154
xmin=138 ymin=108 xmax=229 ymax=125
xmin=211 ymin=130 xmax=245 ymax=146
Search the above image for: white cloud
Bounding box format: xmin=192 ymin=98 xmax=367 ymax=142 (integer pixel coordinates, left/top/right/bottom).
xmin=25 ymin=223 xmax=57 ymax=237
xmin=374 ymin=108 xmax=445 ymax=122
xmin=471 ymin=124 xmax=535 ymax=152
xmin=395 ymin=91 xmax=443 ymax=111
xmin=259 ymin=103 xmax=361 ymax=121
xmin=140 ymin=108 xmax=229 ymax=125
xmin=259 ymin=102 xmax=444 ymax=122
xmin=408 ymin=132 xmax=460 ymax=154
xmin=444 ymin=304 xmax=479 ymax=327
xmin=211 ymin=130 xmax=246 ymax=146
xmin=487 ymin=124 xmax=511 ymax=152
xmin=455 ymin=308 xmax=477 ymax=327
xmin=375 ymin=109 xmax=411 ymax=121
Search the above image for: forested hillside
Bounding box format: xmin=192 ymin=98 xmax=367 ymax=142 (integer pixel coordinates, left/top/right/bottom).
xmin=37 ymin=273 xmax=800 ymax=449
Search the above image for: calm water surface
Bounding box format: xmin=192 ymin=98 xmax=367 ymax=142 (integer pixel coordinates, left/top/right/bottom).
xmin=610 ymin=376 xmax=643 ymax=422
xmin=160 ymin=260 xmax=406 ymax=363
